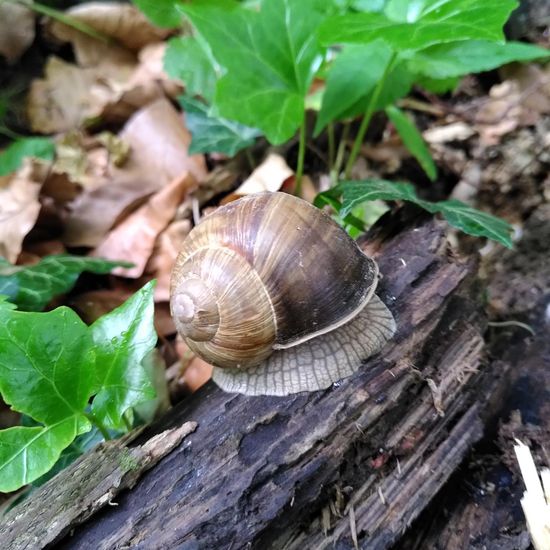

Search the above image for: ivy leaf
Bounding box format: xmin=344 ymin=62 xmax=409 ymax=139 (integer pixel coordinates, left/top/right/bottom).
xmin=182 ymin=0 xmax=324 ymax=144
xmin=0 ymin=306 xmax=95 ymax=424
xmin=415 ymin=75 xmax=460 ymax=94
xmin=385 ymin=105 xmax=436 ymax=180
xmin=0 ymin=137 xmax=55 ymax=177
xmin=0 ymin=255 xmax=131 ymax=311
xmin=315 ymin=40 xmax=392 ymax=135
xmin=91 ymin=281 xmax=157 ymax=431
xmin=318 ymin=0 xmax=518 ymax=51
xmin=407 ymin=40 xmax=550 ymax=79
xmin=336 ymin=180 xmax=419 ymax=216
xmin=423 ymin=199 xmax=514 ymax=248
xmin=164 ymin=35 xmax=218 ymax=102
xmin=179 ymin=96 xmax=261 ymax=155
xmin=0 ymin=416 xmax=91 ymax=493
xmin=323 ymin=179 xmax=513 ymax=247
xmin=131 ymin=0 xmax=182 ymax=28
xmin=316 ymin=42 xmax=415 ymax=134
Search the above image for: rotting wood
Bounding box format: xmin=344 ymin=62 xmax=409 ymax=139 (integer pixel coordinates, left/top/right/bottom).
xmin=0 ymin=422 xmax=197 ymax=550
xmin=0 ymin=208 xmax=489 ymax=549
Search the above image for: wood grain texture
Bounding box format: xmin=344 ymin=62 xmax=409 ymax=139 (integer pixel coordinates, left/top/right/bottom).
xmin=0 ymin=208 xmax=488 ymax=549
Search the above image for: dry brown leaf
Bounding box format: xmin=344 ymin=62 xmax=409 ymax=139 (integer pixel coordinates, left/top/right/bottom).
xmin=0 ymin=161 xmax=43 ymax=262
xmin=168 ymin=337 xmax=213 ymax=395
xmin=63 ymin=99 xmax=206 ymax=247
xmin=154 ymin=302 xmax=176 ymax=337
xmin=500 ymin=63 xmax=550 ymax=115
xmin=233 ymin=154 xmax=293 ymax=196
xmin=70 ymin=289 xmax=133 ymax=324
xmin=474 ymin=65 xmax=550 ymax=146
xmin=27 ymin=42 xmax=180 ymax=132
xmin=92 ymin=172 xmax=195 ymax=278
xmin=97 ymin=42 xmax=183 ymax=124
xmin=118 ymin=98 xmax=205 ymax=184
xmin=27 ymin=57 xmax=105 ymax=133
xmin=146 ymin=219 xmax=192 ymax=302
xmin=48 ymin=2 xmax=171 ymax=53
xmin=45 ymin=131 xmax=128 ymax=198
xmin=0 ymin=3 xmax=35 ymax=64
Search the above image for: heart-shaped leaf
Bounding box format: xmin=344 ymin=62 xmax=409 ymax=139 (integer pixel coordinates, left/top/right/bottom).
xmin=0 ymin=416 xmax=90 ymax=493
xmin=320 ymin=179 xmax=513 ymax=247
xmin=0 ymin=306 xmax=95 ymax=424
xmin=91 ymin=281 xmax=157 ymax=430
xmin=180 ymin=96 xmax=262 ymax=155
xmin=182 ymin=0 xmax=325 ymax=144
xmin=0 ymin=255 xmax=131 ymax=311
xmin=319 ymin=0 xmax=518 ymax=51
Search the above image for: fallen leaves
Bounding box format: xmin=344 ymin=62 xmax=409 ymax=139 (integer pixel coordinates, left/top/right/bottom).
xmin=0 ymin=161 xmax=43 ymax=263
xmin=28 ymin=3 xmax=181 ymax=133
xmin=92 ymin=172 xmax=196 ymax=278
xmin=63 ymin=99 xmax=206 ymax=247
xmin=0 ymin=3 xmax=35 ymax=64
xmin=47 ymin=2 xmax=171 ymax=52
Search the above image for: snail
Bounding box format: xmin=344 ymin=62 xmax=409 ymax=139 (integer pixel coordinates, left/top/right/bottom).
xmin=170 ymin=192 xmax=396 ymax=396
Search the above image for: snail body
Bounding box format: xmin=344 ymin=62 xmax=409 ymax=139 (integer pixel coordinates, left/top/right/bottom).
xmin=170 ymin=192 xmax=396 ymax=396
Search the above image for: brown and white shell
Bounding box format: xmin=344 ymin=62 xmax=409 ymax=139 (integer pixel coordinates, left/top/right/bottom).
xmin=170 ymin=192 xmax=395 ymax=396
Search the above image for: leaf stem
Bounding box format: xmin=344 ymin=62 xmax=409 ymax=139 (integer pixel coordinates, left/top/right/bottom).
xmin=331 ymin=122 xmax=350 ymax=184
xmin=327 ymin=122 xmax=335 ymax=172
xmin=344 ymin=52 xmax=398 ymax=179
xmin=122 ymin=412 xmax=133 ymax=432
xmin=294 ymin=116 xmax=306 ymax=197
xmin=18 ymin=1 xmax=111 ymax=43
xmin=0 ymin=126 xmax=22 ymax=140
xmin=85 ymin=413 xmax=111 ymax=441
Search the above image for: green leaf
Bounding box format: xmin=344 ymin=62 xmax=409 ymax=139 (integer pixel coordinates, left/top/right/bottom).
xmin=318 ymin=0 xmax=518 ymax=51
xmin=315 ymin=40 xmax=392 ymax=135
xmin=415 ymin=75 xmax=460 ymax=94
xmin=182 ymin=0 xmax=325 ymax=144
xmin=385 ymin=105 xmax=436 ymax=180
xmin=423 ymin=199 xmax=514 ymax=247
xmin=336 ymin=180 xmax=419 ymax=217
xmin=0 ymin=416 xmax=90 ymax=492
xmin=179 ymin=96 xmax=261 ymax=155
xmin=324 ymin=179 xmax=513 ymax=247
xmin=0 ymin=138 xmax=55 ymax=177
xmin=316 ymin=43 xmax=415 ymax=133
xmin=164 ymin=35 xmax=218 ymax=102
xmin=407 ymin=40 xmax=550 ymax=79
xmin=0 ymin=255 xmax=131 ymax=311
xmin=0 ymin=307 xmax=95 ymax=424
xmin=91 ymin=281 xmax=157 ymax=431
xmin=131 ymin=0 xmax=182 ymax=27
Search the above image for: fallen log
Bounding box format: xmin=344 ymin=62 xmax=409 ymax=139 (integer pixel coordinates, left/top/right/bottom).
xmin=0 ymin=208 xmax=489 ymax=549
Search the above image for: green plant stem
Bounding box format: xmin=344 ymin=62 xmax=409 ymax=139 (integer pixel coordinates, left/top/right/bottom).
xmin=344 ymin=52 xmax=398 ymax=179
xmin=331 ymin=122 xmax=350 ymax=184
xmin=245 ymin=148 xmax=255 ymax=171
xmin=0 ymin=125 xmax=21 ymax=140
xmin=122 ymin=412 xmax=133 ymax=432
xmin=17 ymin=0 xmax=111 ymax=43
xmin=294 ymin=116 xmax=306 ymax=197
xmin=85 ymin=413 xmax=111 ymax=441
xmin=327 ymin=122 xmax=335 ymax=172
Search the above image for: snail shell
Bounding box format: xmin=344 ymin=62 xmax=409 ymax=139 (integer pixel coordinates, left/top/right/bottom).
xmin=170 ymin=192 xmax=396 ymax=396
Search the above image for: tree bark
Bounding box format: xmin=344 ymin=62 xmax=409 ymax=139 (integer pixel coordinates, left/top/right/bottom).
xmin=0 ymin=208 xmax=489 ymax=549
